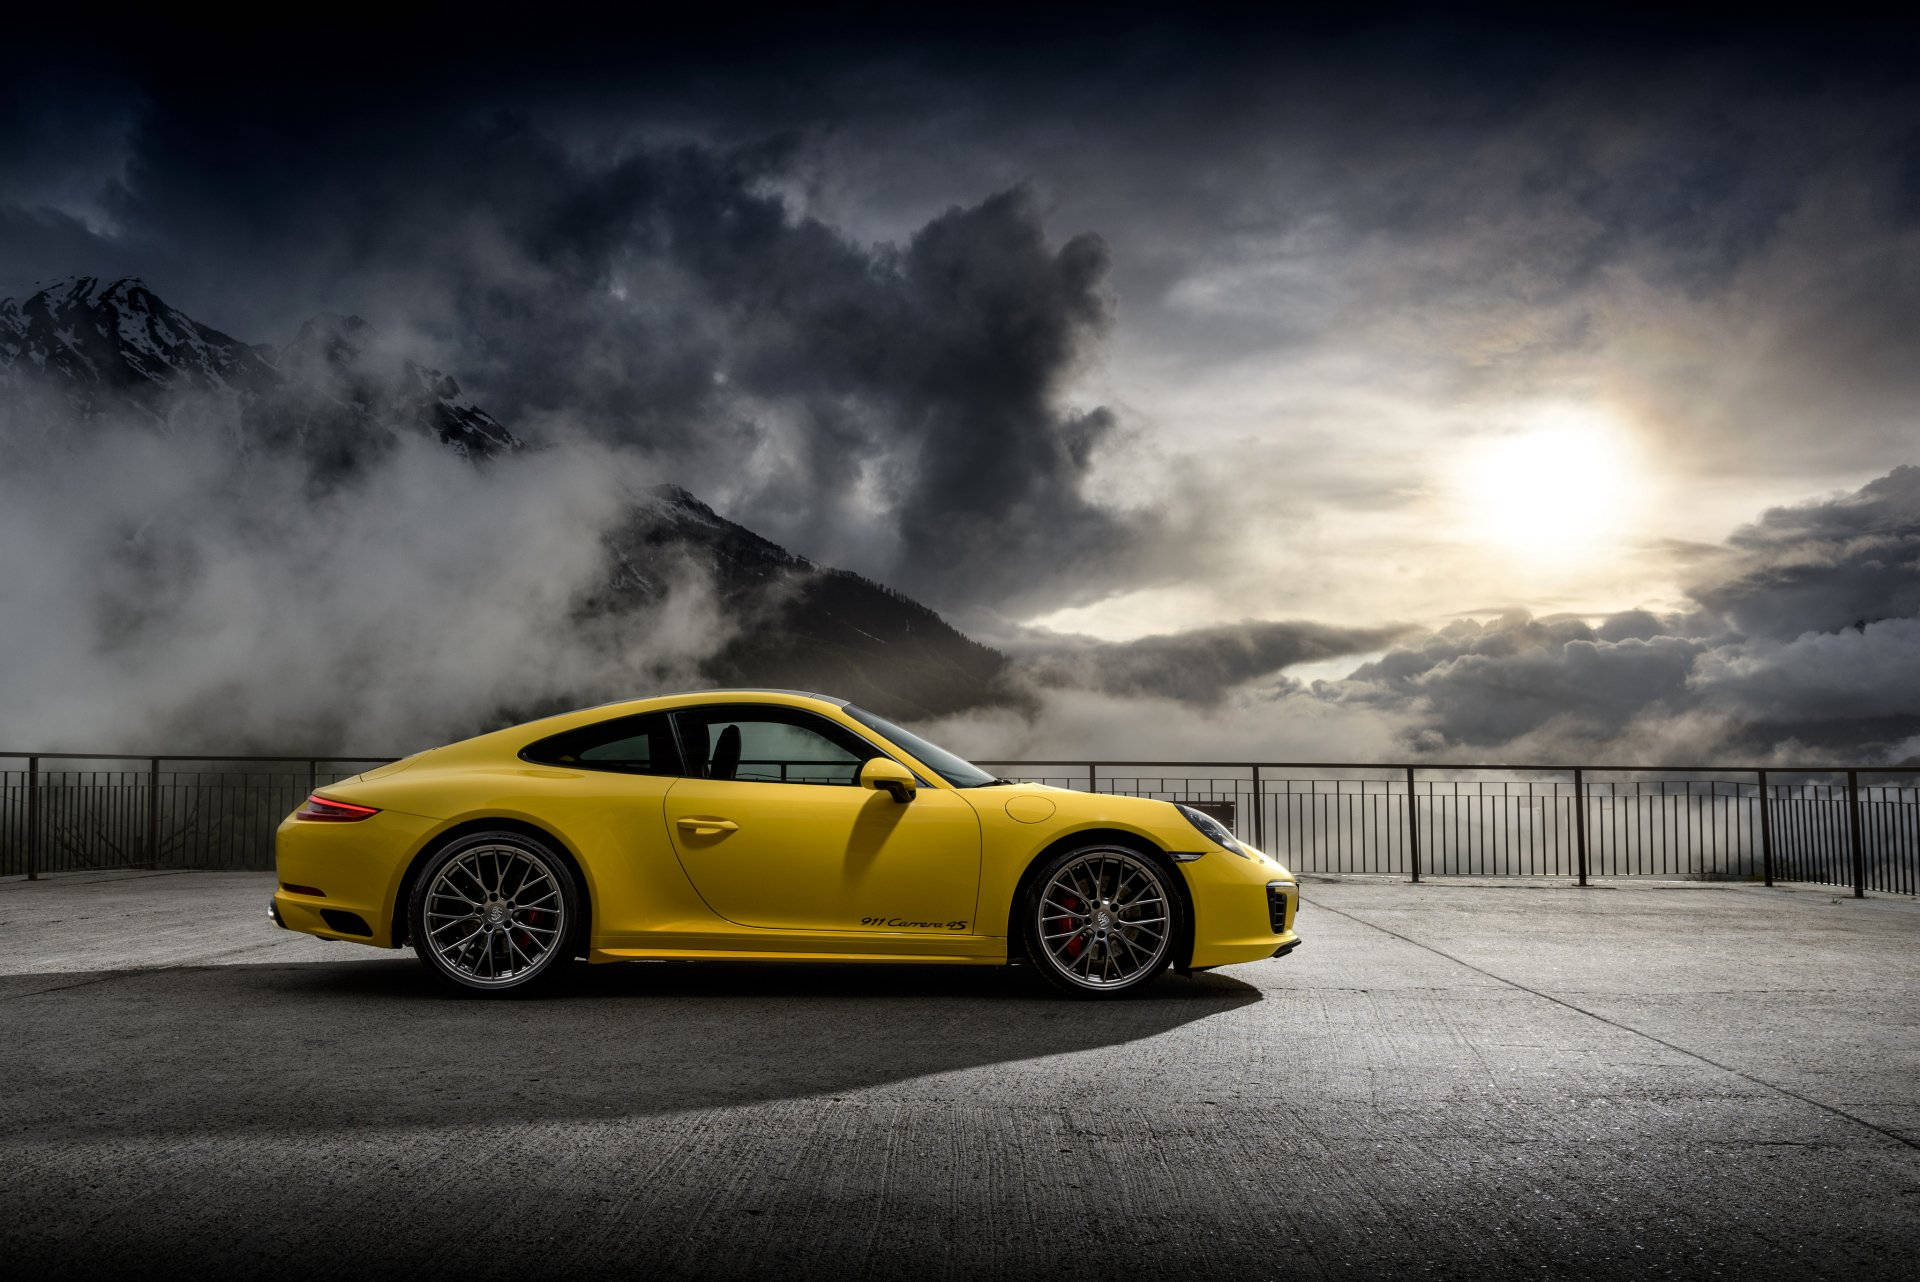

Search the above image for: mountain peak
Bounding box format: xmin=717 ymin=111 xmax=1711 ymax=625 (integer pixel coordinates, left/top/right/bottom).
xmin=9 ymin=274 xmax=147 ymax=308
xmin=279 ymin=309 xmax=520 ymax=458
xmin=6 ymin=277 xmax=173 ymax=322
xmin=0 ymin=274 xmax=268 ymax=398
xmin=0 ymin=275 xmax=520 ymax=458
xmin=650 ymin=482 xmax=709 ymax=511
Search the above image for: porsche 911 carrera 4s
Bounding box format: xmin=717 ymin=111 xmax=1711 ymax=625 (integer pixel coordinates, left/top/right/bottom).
xmin=272 ymin=690 xmax=1300 ymax=996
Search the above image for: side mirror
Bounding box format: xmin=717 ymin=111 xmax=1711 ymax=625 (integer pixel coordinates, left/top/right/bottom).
xmin=859 ymin=757 xmax=917 ymax=803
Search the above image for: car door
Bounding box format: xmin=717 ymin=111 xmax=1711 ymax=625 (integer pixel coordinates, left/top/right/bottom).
xmin=660 ymin=704 xmax=983 ymax=935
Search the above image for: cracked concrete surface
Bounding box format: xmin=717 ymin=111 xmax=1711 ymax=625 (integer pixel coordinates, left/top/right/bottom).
xmin=3 ymin=870 xmax=1917 ymax=1278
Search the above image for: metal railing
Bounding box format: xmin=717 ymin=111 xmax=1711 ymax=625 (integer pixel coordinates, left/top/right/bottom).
xmin=0 ymin=755 xmax=386 ymax=879
xmin=971 ymin=761 xmax=1919 ymax=897
xmin=2 ymin=753 xmax=1916 ymax=896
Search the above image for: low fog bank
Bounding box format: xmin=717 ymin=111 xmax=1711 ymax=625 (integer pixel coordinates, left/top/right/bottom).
xmin=0 ymin=399 xmax=725 ymax=754
xmin=1012 ymin=619 xmax=1411 ymax=705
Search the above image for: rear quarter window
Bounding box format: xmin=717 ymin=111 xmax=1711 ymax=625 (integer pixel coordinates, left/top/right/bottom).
xmin=520 ymin=713 xmax=682 ymax=776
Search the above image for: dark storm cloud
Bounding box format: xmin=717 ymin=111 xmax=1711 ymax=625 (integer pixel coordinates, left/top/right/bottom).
xmin=3 ymin=75 xmax=1150 ymax=610
xmin=1331 ymin=613 xmax=1712 ymax=751
xmin=1692 ymin=466 xmax=1920 ymax=640
xmin=455 ymin=142 xmax=1146 ymax=610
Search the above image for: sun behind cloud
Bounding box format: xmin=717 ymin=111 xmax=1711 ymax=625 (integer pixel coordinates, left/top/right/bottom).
xmin=1456 ymin=406 xmax=1646 ymax=565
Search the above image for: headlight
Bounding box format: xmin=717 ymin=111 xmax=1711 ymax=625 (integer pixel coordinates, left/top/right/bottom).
xmin=1173 ymin=803 xmax=1250 ymax=857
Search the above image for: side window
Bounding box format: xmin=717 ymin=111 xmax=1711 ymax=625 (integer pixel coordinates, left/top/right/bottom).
xmin=520 ymin=713 xmax=682 ymax=776
xmin=673 ymin=706 xmax=880 ymax=786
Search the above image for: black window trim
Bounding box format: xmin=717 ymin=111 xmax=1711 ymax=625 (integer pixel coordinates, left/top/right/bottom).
xmin=517 ymin=711 xmax=685 ymax=777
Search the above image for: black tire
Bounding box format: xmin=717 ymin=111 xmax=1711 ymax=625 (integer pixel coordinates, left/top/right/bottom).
xmin=408 ymin=829 xmax=580 ymax=995
xmin=1019 ymin=844 xmax=1183 ymax=998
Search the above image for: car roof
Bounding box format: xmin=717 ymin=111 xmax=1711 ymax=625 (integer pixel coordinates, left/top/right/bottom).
xmin=563 ymin=690 xmax=853 ymax=722
xmin=583 ymin=688 xmax=850 ymax=711
xmin=687 ymin=688 xmax=849 ymax=706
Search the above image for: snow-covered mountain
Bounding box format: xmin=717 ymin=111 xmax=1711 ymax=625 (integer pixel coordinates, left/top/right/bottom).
xmin=0 ymin=277 xmax=1015 ymax=720
xmin=0 ymin=276 xmax=518 ymax=459
xmin=0 ymin=276 xmax=274 ymax=409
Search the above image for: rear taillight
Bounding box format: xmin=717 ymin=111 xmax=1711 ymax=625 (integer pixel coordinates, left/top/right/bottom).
xmin=294 ymin=794 xmax=380 ymax=822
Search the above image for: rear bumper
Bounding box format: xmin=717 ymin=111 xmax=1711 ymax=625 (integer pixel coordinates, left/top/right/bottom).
xmin=273 ymin=807 xmax=438 ymax=948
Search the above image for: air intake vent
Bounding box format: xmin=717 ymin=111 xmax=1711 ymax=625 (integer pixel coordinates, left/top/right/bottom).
xmin=1266 ymin=882 xmax=1293 ymax=934
xmin=319 ymin=909 xmax=373 ymax=936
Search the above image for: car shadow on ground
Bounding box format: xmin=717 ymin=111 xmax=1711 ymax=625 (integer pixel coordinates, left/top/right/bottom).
xmin=3 ymin=956 xmax=1261 ymax=1139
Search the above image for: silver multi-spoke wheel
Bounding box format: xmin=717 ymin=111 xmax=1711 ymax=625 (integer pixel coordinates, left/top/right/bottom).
xmin=418 ymin=840 xmax=569 ymax=990
xmin=1032 ymin=848 xmax=1173 ymax=993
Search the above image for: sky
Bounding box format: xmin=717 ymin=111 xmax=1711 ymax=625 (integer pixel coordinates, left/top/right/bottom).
xmin=6 ymin=8 xmax=1920 ymax=761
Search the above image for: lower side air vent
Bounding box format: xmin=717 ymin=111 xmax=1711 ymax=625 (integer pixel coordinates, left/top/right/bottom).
xmin=319 ymin=909 xmax=373 ymax=936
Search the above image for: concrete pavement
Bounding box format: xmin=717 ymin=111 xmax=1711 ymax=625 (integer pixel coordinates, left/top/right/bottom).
xmin=3 ymin=870 xmax=1918 ymax=1278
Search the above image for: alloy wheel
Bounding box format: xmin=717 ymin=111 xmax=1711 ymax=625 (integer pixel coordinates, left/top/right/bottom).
xmin=1034 ymin=849 xmax=1172 ymax=991
xmin=421 ymin=843 xmax=567 ymax=988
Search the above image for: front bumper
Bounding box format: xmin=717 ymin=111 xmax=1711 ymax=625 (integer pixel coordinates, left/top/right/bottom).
xmin=1182 ymin=851 xmax=1302 ymax=968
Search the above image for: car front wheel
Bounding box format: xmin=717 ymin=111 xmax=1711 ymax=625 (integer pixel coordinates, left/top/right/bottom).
xmin=409 ymin=831 xmax=578 ymax=995
xmin=1022 ymin=845 xmax=1179 ymax=997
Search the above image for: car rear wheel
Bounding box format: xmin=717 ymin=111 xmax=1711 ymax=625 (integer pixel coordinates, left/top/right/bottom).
xmin=1022 ymin=845 xmax=1178 ymax=997
xmin=409 ymin=831 xmax=578 ymax=995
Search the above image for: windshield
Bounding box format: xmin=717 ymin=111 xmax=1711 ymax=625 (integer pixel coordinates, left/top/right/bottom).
xmin=843 ymin=704 xmax=999 ymax=788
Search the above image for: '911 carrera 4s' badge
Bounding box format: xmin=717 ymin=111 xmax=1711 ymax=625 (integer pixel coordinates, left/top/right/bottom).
xmin=861 ymin=916 xmax=969 ymax=930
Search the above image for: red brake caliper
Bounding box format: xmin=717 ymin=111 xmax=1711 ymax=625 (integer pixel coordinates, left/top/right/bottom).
xmin=517 ymin=910 xmax=545 ymax=958
xmin=1053 ymin=894 xmax=1085 ymax=959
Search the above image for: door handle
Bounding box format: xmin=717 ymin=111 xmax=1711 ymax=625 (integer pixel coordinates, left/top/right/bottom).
xmin=677 ymin=817 xmax=739 ymax=835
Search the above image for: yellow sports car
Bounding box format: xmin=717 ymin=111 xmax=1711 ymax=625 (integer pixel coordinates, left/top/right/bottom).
xmin=272 ymin=690 xmax=1300 ymax=996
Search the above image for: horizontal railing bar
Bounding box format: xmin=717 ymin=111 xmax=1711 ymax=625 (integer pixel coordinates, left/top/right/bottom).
xmin=975 ymin=761 xmax=1920 ymax=774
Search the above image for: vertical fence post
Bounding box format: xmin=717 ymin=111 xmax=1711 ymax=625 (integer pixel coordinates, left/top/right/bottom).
xmin=1250 ymin=764 xmax=1264 ymax=851
xmin=25 ymin=755 xmax=41 ymax=880
xmin=306 ymin=758 xmax=318 ymax=800
xmin=1573 ymin=767 xmax=1589 ymax=887
xmin=1757 ymin=769 xmax=1773 ymax=887
xmin=146 ymin=757 xmax=161 ymax=867
xmin=1087 ymin=762 xmax=1097 ymax=796
xmin=1406 ymin=765 xmax=1422 ymax=883
xmin=1847 ymin=769 xmax=1866 ymax=899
